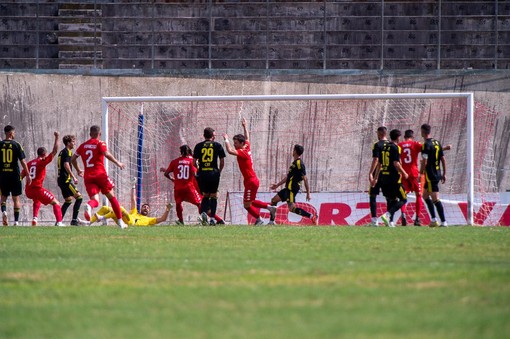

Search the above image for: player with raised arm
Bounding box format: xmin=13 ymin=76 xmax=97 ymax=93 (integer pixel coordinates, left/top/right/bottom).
xmin=269 ymin=144 xmax=317 ymax=225
xmin=71 ymin=125 xmax=127 ymax=229
xmin=85 ymin=178 xmax=171 ymax=226
xmin=193 ymin=127 xmax=226 ymax=226
xmin=0 ymin=125 xmax=31 ymax=226
xmin=367 ymin=127 xmax=389 ymax=226
xmin=57 ymin=135 xmax=83 ymax=226
xmin=161 ymin=144 xmax=224 ymax=225
xmin=21 ymin=131 xmax=63 ymax=226
xmin=420 ymin=123 xmax=448 ymax=227
xmin=222 ymin=118 xmax=276 ymax=225
xmin=372 ymin=129 xmax=408 ymax=227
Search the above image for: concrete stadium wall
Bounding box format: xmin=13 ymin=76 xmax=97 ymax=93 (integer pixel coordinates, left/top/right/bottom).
xmin=0 ymin=71 xmax=509 ymax=223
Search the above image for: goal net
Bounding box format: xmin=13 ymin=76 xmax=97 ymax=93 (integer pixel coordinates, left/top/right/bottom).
xmin=102 ymin=93 xmax=503 ymax=226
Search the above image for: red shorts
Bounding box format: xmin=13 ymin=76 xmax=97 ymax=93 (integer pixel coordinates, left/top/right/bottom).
xmin=402 ymin=175 xmax=422 ymax=195
xmin=243 ymin=177 xmax=260 ymax=203
xmin=25 ymin=186 xmax=55 ymax=205
xmin=174 ymin=187 xmax=202 ymax=206
xmin=84 ymin=174 xmax=115 ymax=196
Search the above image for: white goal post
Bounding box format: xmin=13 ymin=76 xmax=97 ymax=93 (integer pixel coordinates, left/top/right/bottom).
xmin=101 ymin=93 xmax=486 ymax=225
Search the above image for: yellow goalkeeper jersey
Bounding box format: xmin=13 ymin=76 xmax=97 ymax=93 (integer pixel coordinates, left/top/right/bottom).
xmin=126 ymin=208 xmax=157 ymax=226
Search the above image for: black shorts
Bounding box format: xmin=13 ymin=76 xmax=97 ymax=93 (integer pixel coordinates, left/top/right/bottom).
xmin=424 ymin=180 xmax=440 ymax=193
xmin=381 ymin=182 xmax=407 ymax=201
xmin=368 ymin=181 xmax=382 ymax=196
xmin=0 ymin=175 xmax=22 ymax=197
xmin=197 ymin=170 xmax=221 ymax=194
xmin=277 ymin=187 xmax=300 ymax=204
xmin=58 ymin=180 xmax=80 ymax=199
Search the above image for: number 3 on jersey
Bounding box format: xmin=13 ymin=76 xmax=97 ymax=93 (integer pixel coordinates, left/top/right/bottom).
xmin=402 ymin=148 xmax=412 ymax=164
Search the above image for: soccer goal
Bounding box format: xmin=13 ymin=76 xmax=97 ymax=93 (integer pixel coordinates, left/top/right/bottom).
xmin=101 ymin=93 xmax=504 ymax=226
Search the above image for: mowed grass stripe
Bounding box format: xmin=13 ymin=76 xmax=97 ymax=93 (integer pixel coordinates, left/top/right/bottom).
xmin=1 ymin=226 xmax=509 ymax=339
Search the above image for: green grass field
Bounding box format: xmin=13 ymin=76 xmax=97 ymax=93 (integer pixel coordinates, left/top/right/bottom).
xmin=1 ymin=225 xmax=509 ymax=339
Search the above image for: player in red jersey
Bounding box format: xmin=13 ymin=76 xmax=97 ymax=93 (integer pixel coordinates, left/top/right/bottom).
xmin=222 ymin=118 xmax=276 ymax=225
xmin=398 ymin=129 xmax=423 ymax=226
xmin=21 ymin=131 xmax=63 ymax=226
xmin=71 ymin=125 xmax=127 ymax=228
xmin=161 ymin=144 xmax=225 ymax=225
xmin=399 ymin=129 xmax=451 ymax=226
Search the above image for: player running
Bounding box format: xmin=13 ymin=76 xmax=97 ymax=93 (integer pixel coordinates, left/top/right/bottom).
xmin=71 ymin=125 xmax=127 ymax=229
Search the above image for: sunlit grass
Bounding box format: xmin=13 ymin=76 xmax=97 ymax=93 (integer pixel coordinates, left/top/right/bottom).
xmin=1 ymin=226 xmax=509 ymax=339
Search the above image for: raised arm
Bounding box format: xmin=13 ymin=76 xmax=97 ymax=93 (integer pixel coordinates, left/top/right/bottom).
xmin=241 ymin=117 xmax=249 ymax=142
xmin=223 ymin=133 xmax=237 ymax=156
xmin=50 ymin=131 xmax=59 ymax=157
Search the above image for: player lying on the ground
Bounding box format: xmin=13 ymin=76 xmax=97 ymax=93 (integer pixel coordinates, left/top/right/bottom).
xmin=83 ymin=179 xmax=170 ymax=226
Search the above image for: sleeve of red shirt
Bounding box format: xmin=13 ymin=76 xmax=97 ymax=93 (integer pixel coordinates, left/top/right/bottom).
xmin=42 ymin=153 xmax=54 ymax=165
xmin=99 ymin=141 xmax=108 ymax=153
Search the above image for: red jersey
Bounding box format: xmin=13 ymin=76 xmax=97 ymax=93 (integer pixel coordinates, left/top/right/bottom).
xmin=398 ymin=139 xmax=422 ymax=177
xmin=235 ymin=140 xmax=257 ymax=181
xmin=166 ymin=156 xmax=197 ymax=191
xmin=75 ymin=138 xmax=108 ymax=179
xmin=22 ymin=154 xmax=54 ymax=188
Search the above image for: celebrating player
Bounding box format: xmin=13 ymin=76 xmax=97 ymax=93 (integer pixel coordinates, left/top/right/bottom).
xmin=161 ymin=144 xmax=224 ymax=225
xmin=0 ymin=125 xmax=31 ymax=226
xmin=21 ymin=131 xmax=63 ymax=226
xmin=222 ymin=118 xmax=276 ymax=225
xmin=193 ymin=127 xmax=226 ymax=225
xmin=57 ymin=134 xmax=83 ymax=226
xmin=372 ymin=129 xmax=408 ymax=227
xmin=420 ymin=123 xmax=448 ymax=227
xmin=269 ymin=144 xmax=318 ymax=225
xmin=367 ymin=126 xmax=389 ymax=226
xmin=71 ymin=125 xmax=127 ymax=229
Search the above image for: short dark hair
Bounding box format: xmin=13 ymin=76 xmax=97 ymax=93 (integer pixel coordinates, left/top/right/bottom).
xmin=377 ymin=126 xmax=387 ymax=134
xmin=180 ymin=144 xmax=192 ymax=156
xmin=63 ymin=135 xmax=75 ymax=146
xmin=203 ymin=127 xmax=215 ymax=139
xmin=4 ymin=125 xmax=14 ymax=134
xmin=389 ymin=129 xmax=401 ymax=141
xmin=294 ymin=144 xmax=304 ymax=156
xmin=421 ymin=123 xmax=431 ymax=134
xmin=37 ymin=147 xmax=46 ymax=156
xmin=90 ymin=125 xmax=100 ymax=136
xmin=404 ymin=129 xmax=414 ymax=139
xmin=232 ymin=134 xmax=246 ymax=144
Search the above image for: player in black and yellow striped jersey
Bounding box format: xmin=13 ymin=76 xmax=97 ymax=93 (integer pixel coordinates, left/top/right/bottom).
xmin=420 ymin=123 xmax=448 ymax=227
xmin=57 ymin=135 xmax=83 ymax=226
xmin=372 ymin=129 xmax=408 ymax=227
xmin=0 ymin=125 xmax=31 ymax=226
xmin=367 ymin=126 xmax=389 ymax=225
xmin=269 ymin=144 xmax=318 ymax=225
xmin=193 ymin=127 xmax=226 ymax=225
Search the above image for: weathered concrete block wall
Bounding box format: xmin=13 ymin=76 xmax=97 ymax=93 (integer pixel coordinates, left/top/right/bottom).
xmin=0 ymin=71 xmax=509 ymax=223
xmin=1 ymin=1 xmax=509 ymax=70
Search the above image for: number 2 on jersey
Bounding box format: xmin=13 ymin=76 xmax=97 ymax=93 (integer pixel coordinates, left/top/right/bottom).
xmin=85 ymin=150 xmax=95 ymax=168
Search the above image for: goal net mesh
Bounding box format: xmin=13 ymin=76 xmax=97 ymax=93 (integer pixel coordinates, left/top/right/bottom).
xmin=104 ymin=95 xmax=501 ymax=226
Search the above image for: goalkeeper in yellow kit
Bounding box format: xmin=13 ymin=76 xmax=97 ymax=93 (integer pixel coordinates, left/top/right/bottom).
xmin=83 ymin=178 xmax=171 ymax=227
